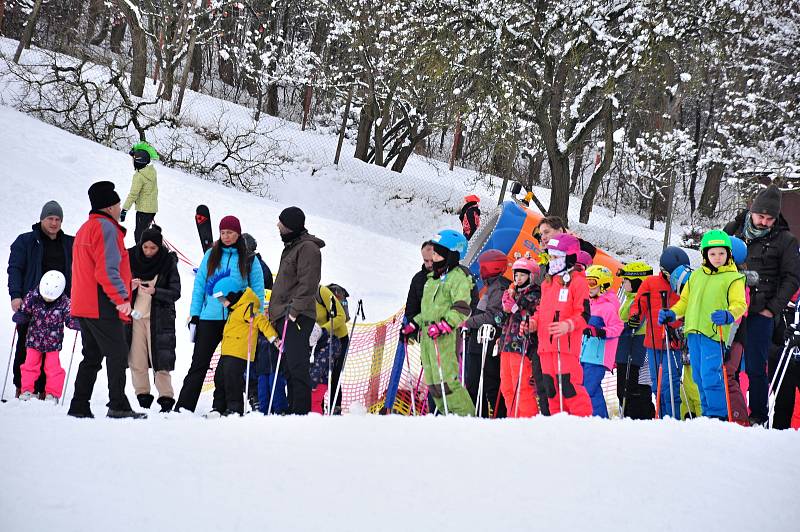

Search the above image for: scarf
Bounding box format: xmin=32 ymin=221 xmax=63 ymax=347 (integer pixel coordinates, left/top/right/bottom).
xmin=548 ymin=254 xmax=567 ymax=276
xmin=130 ymin=244 xmax=169 ymax=281
xmin=281 ymin=228 xmax=307 ymax=244
xmin=743 ymin=211 xmax=770 ymax=241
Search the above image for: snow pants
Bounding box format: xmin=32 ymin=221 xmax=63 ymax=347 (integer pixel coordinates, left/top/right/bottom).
xmin=21 ymin=348 xmax=64 ymax=398
xmin=769 ymin=339 xmax=800 ymax=430
xmin=743 ymin=314 xmax=774 ymax=422
xmin=212 ymin=355 xmax=246 ymax=415
xmin=581 ymin=362 xmax=608 ymax=418
xmin=648 ymin=348 xmax=682 ymax=419
xmin=680 ymin=364 xmax=702 ymax=419
xmin=275 ymin=316 xmax=315 ymax=415
xmin=176 ymin=319 xmax=225 ymax=412
xmin=726 ymin=342 xmax=749 ymax=424
xmin=616 ymin=363 xmax=654 ymax=419
xmin=465 ymin=345 xmax=502 ymax=418
xmin=311 ymin=384 xmax=328 ymax=414
xmin=538 ymin=350 xmax=592 ymax=416
xmin=687 ymin=333 xmax=728 ymax=418
xmin=420 ymin=332 xmax=474 ymax=416
xmin=13 ymin=323 xmax=45 ymax=394
xmin=499 ymin=351 xmax=539 ymax=417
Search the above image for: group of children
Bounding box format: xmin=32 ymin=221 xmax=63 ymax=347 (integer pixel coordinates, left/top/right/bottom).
xmin=413 ymin=224 xmax=759 ymax=424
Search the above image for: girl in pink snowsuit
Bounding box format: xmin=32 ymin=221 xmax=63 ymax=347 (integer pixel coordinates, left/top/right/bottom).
xmin=12 ymin=271 xmax=79 ymax=402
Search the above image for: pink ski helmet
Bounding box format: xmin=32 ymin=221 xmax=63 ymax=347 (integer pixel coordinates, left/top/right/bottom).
xmin=512 ymin=257 xmax=540 ymax=276
xmin=576 ymin=250 xmax=593 ymax=268
xmin=546 ymin=233 xmax=580 ymax=255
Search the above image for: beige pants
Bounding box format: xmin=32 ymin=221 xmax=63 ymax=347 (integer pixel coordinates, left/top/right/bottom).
xmin=129 ymin=317 xmax=173 ymax=398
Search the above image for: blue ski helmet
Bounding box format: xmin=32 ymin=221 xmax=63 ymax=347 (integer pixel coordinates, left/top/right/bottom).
xmin=669 ymin=264 xmax=692 ymax=294
xmin=211 ymin=275 xmax=240 ymax=298
xmin=431 ymin=229 xmax=468 ymax=260
xmin=659 ymin=246 xmax=690 ymax=274
xmin=730 ymin=236 xmax=748 ymax=266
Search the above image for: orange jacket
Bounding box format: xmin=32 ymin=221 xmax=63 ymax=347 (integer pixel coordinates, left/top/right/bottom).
xmin=630 ymin=274 xmax=680 ymax=349
xmin=533 ymin=273 xmax=590 ymax=357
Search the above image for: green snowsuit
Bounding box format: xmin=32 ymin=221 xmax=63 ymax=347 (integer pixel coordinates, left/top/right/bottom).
xmin=681 ymin=364 xmax=703 ymax=419
xmin=414 ymin=266 xmax=475 ymax=416
xmin=123 ymin=165 xmax=158 ymax=213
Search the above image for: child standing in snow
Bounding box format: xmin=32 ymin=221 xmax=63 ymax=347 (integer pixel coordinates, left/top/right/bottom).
xmin=499 ymin=257 xmax=541 ymax=418
xmin=616 ymin=262 xmax=655 ymax=419
xmin=669 ymin=265 xmax=703 ymax=419
xmin=402 ymin=229 xmax=474 ymax=416
xmin=531 ymin=233 xmax=592 ymax=416
xmin=122 ymin=141 xmax=159 ymax=244
xmin=208 ymin=278 xmax=279 ymax=417
xmin=660 ymin=230 xmax=747 ymax=421
xmin=12 ymin=271 xmax=79 ymax=403
xmin=579 ymin=266 xmax=623 ymax=418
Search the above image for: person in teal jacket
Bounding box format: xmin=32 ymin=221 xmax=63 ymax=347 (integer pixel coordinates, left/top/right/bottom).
xmin=402 ymin=229 xmax=474 ymax=416
xmin=174 ymin=215 xmax=264 ymax=413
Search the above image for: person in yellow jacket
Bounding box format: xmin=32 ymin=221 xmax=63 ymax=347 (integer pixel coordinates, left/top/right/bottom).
xmin=123 ymin=142 xmax=159 ymax=244
xmin=659 ymin=230 xmax=747 ymax=420
xmin=209 ymin=280 xmax=279 ymax=417
xmin=309 ymin=284 xmax=349 ymax=413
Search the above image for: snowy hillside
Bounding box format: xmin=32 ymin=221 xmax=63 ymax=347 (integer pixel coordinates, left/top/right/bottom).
xmin=0 ymin=107 xmax=798 ymax=532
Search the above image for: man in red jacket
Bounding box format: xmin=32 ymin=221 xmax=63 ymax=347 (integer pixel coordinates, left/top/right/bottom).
xmin=67 ymin=181 xmax=145 ymax=419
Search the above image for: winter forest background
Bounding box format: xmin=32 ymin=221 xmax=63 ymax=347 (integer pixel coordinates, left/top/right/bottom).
xmin=0 ymin=0 xmax=797 ymax=248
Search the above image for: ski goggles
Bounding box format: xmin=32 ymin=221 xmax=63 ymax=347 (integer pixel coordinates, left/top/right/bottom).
xmin=587 ymin=278 xmax=600 ymax=288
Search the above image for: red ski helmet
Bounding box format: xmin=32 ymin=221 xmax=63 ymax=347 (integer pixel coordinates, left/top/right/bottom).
xmin=478 ymin=249 xmax=508 ymax=280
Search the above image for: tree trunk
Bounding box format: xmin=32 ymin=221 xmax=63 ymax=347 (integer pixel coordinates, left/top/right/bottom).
xmin=688 ymin=103 xmax=701 ymax=214
xmin=13 ymin=0 xmax=43 ymax=63
xmin=569 ymin=142 xmax=585 ymax=194
xmin=85 ymin=0 xmax=105 ymax=44
xmin=391 ymin=127 xmax=431 ymax=173
xmin=109 ymin=18 xmax=126 ymax=54
xmin=0 ymin=0 xmax=5 ymax=36
xmin=129 ymin=19 xmax=147 ymax=97
xmin=266 ymin=85 xmax=279 ymax=116
xmin=354 ymin=94 xmax=375 ymax=162
xmin=547 ymin=157 xmax=570 ymax=220
xmin=579 ymin=103 xmax=615 ymax=223
xmin=525 ymin=152 xmax=545 ymax=188
xmin=190 ymin=43 xmax=202 ymax=92
xmin=160 ymin=50 xmax=175 ymax=100
xmin=698 ymin=163 xmax=724 ymax=218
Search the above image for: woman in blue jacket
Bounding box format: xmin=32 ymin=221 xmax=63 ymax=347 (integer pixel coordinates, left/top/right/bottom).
xmin=174 ymin=216 xmax=264 ymax=412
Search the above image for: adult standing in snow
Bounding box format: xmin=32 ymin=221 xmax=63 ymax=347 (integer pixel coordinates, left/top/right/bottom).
xmin=536 ymin=216 xmax=597 ymax=258
xmin=459 ymin=195 xmax=481 ymax=240
xmin=7 ymin=200 xmax=74 ymax=399
xmin=67 ymin=181 xmax=144 ymax=419
xmin=270 ymin=206 xmax=325 ymax=415
xmin=127 ymin=225 xmax=181 ymax=413
xmin=121 ymin=142 xmax=159 ymax=244
xmin=724 ymin=185 xmax=800 ymax=425
xmin=174 ymin=215 xmax=264 ymax=413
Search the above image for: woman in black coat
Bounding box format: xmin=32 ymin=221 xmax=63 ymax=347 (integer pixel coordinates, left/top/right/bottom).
xmin=127 ymin=225 xmax=181 ymax=412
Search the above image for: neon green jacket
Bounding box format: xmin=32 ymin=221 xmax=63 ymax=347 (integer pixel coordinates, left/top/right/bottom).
xmin=123 ymin=165 xmax=158 ymax=213
xmin=619 ymin=292 xmax=645 ymax=336
xmin=671 ymin=262 xmax=746 ymax=342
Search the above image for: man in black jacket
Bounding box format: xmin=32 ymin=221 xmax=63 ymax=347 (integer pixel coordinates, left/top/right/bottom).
xmin=724 ymin=185 xmax=800 ymax=425
xmin=404 ymin=241 xmax=433 ymax=330
xmin=7 ymin=201 xmax=74 ymax=398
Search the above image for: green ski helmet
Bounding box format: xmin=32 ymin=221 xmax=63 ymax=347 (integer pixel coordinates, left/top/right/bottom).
xmin=617 ymin=261 xmax=653 ymax=279
xmin=700 ymin=229 xmax=732 ymax=266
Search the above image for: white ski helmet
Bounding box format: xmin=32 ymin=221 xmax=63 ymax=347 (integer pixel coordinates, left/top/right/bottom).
xmin=39 ymin=270 xmax=66 ymax=301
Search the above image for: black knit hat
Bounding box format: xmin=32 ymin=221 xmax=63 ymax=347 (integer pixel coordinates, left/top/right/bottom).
xmin=751 ymin=185 xmax=782 ymax=218
xmin=140 ymin=226 xmax=163 ymax=248
xmin=279 ymin=206 xmax=305 ymax=232
xmin=131 ymin=149 xmax=151 ymax=170
xmin=88 ymin=181 xmax=120 ymax=210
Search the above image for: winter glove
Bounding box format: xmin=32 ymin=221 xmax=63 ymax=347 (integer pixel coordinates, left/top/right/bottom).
xmin=401 ymin=321 xmax=417 ymax=337
xmin=427 ymin=320 xmax=453 ymax=339
xmin=587 ymin=316 xmax=606 ymax=329
xmin=309 ymin=323 xmax=323 ymax=347
xmin=11 ymin=311 xmax=29 ymax=325
xmin=188 ymin=315 xmax=200 ymax=329
xmin=120 ymin=209 xmax=127 ymax=222
xmin=627 ymin=314 xmax=642 ymax=330
xmin=658 ymin=309 xmax=676 ymax=325
xmin=710 ymin=310 xmax=735 ymax=326
xmin=785 ymin=322 xmax=800 ymax=351
xmin=518 ymin=319 xmax=529 ymax=336
xmin=67 ymin=319 xmax=81 ymax=332
xmin=583 ymin=326 xmax=606 ymax=338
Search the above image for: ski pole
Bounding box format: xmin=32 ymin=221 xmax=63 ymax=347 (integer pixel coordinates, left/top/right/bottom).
xmin=0 ymin=327 xmax=17 ymax=403
xmin=717 ymin=325 xmax=733 ymax=422
xmin=332 ymin=299 xmax=365 ymax=412
xmin=431 ymin=335 xmax=449 ymax=415
xmin=620 ymin=326 xmax=635 ymax=418
xmin=61 ymin=330 xmax=79 ymax=406
xmin=243 ymin=304 xmax=255 ymax=415
xmin=326 ymin=295 xmax=337 ymax=415
xmin=660 ymin=292 xmax=677 ymax=418
xmin=643 ymin=292 xmax=662 ymax=419
xmin=267 ymin=318 xmax=291 ymax=415
xmin=768 ymin=304 xmax=799 ymax=428
xmin=403 ymin=336 xmax=416 ymax=416
xmin=553 ymin=310 xmax=564 ymax=414
xmin=475 ymin=324 xmax=495 ymax=417
xmin=413 ymin=365 xmax=424 ymax=415
xmin=460 ymin=329 xmax=467 ymax=385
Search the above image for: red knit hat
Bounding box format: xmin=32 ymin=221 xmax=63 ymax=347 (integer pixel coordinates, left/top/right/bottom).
xmin=219 ymin=215 xmax=242 ymax=235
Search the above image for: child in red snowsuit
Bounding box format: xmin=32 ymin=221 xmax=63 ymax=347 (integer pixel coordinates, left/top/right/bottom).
xmin=500 ymin=257 xmax=541 ymax=417
xmin=531 ymin=234 xmax=592 ymax=416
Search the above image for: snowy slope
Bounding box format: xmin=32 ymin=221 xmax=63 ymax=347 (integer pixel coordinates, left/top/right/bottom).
xmin=0 ymin=108 xmax=798 ymax=532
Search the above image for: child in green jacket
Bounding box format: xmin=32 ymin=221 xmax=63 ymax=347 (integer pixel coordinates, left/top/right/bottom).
xmin=123 ymin=141 xmax=159 ymax=244
xmin=402 ymin=229 xmax=474 ymax=416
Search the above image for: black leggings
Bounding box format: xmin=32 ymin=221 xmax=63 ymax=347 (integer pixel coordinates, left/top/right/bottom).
xmin=175 ymin=320 xmax=225 ymax=412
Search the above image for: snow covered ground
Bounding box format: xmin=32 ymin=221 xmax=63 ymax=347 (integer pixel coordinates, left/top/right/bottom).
xmin=0 ymin=108 xmax=797 ymax=532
